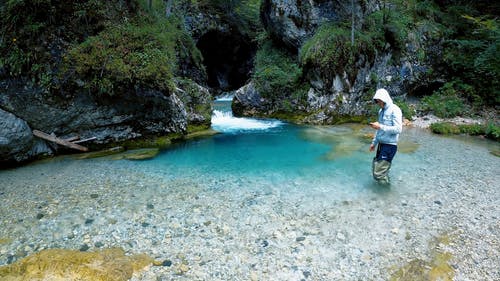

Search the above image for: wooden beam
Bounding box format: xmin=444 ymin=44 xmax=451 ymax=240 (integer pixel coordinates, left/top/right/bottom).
xmin=64 ymin=136 xmax=80 ymax=142
xmin=73 ymin=137 xmax=97 ymax=144
xmin=33 ymin=130 xmax=88 ymax=152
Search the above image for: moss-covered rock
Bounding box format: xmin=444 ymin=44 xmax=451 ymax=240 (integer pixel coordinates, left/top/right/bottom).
xmin=110 ymin=148 xmax=160 ymax=160
xmin=390 ymin=233 xmax=455 ymax=281
xmin=75 ymin=147 xmax=126 ymax=160
xmin=0 ymin=248 xmax=153 ymax=281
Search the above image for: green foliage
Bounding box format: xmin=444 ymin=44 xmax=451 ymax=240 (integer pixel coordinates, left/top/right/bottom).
xmin=391 ymin=0 xmax=442 ymax=24
xmin=394 ymin=98 xmax=416 ymax=120
xmin=420 ymin=80 xmax=475 ymax=118
xmin=485 ymin=122 xmax=500 ymax=141
xmin=233 ymin=0 xmax=262 ymax=36
xmin=61 ymin=20 xmax=181 ymax=96
xmin=0 ymin=0 xmax=203 ymax=98
xmin=0 ymin=0 xmax=138 ymax=80
xmin=300 ymin=23 xmax=353 ymax=74
xmin=457 ymin=124 xmax=484 ymax=136
xmin=191 ymin=0 xmax=262 ymax=37
xmin=300 ymin=22 xmax=381 ymax=83
xmin=431 ymin=121 xmax=500 ymax=142
xmin=253 ymin=40 xmax=304 ymax=108
xmin=421 ymin=95 xmax=464 ymax=118
xmin=440 ymin=6 xmax=500 ymax=106
xmin=364 ymin=7 xmax=408 ymax=52
xmin=430 ymin=122 xmax=461 ymax=134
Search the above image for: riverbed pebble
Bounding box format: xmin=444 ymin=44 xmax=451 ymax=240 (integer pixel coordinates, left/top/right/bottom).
xmin=0 ymin=127 xmax=499 ymax=280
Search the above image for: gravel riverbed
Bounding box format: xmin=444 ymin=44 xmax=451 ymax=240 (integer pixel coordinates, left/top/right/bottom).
xmin=0 ymin=127 xmax=499 ymax=280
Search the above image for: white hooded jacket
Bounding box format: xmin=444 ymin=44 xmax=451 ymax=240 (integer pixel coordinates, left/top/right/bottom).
xmin=371 ymin=89 xmax=402 ymax=146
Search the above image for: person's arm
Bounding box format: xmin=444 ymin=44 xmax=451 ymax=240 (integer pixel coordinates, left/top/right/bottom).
xmin=379 ymin=107 xmax=402 ymax=134
xmin=370 ymin=130 xmax=379 ymax=151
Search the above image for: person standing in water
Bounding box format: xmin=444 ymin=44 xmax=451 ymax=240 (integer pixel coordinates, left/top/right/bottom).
xmin=369 ymin=88 xmax=403 ymax=184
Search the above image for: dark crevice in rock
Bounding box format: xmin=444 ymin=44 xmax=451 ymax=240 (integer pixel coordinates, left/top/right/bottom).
xmin=408 ymin=81 xmax=445 ymax=97
xmin=196 ymin=30 xmax=256 ymax=93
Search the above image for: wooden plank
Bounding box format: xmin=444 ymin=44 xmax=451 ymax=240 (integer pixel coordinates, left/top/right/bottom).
xmin=64 ymin=136 xmax=80 ymax=142
xmin=33 ymin=130 xmax=88 ymax=152
xmin=72 ymin=137 xmax=97 ymax=144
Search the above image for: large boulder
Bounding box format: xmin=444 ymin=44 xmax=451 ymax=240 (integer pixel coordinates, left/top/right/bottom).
xmin=261 ymin=0 xmax=375 ymax=51
xmin=0 ymin=81 xmax=188 ymax=144
xmin=232 ymin=82 xmax=271 ymax=116
xmin=0 ymin=109 xmax=34 ymax=163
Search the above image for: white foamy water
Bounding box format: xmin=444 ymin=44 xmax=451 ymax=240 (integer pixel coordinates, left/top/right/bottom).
xmin=211 ymin=110 xmax=283 ymax=133
xmin=214 ymin=94 xmax=234 ymax=101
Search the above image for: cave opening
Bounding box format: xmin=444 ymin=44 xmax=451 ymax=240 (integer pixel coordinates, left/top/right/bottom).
xmin=196 ymin=30 xmax=256 ymax=94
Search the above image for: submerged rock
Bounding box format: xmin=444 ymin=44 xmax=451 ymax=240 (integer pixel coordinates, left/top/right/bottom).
xmin=0 ymin=248 xmax=153 ymax=281
xmin=397 ymin=140 xmax=420 ymax=154
xmin=110 ymin=148 xmax=160 ymax=160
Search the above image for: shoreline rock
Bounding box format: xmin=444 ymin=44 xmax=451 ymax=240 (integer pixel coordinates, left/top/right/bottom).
xmin=409 ymin=114 xmax=487 ymax=129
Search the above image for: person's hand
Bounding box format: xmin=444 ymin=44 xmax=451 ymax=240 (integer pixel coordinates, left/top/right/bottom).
xmin=369 ymin=122 xmax=381 ymax=130
xmin=369 ymin=144 xmax=375 ymax=152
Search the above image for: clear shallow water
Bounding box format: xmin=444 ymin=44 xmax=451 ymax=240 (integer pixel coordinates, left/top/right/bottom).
xmin=0 ymin=99 xmax=499 ymax=280
xmin=150 ymin=100 xmax=376 ymax=194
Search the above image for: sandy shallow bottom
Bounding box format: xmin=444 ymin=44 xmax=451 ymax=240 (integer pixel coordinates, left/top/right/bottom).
xmin=0 ymin=127 xmax=499 ymax=280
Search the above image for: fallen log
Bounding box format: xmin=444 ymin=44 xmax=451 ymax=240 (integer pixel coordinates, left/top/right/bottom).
xmin=33 ymin=130 xmax=89 ymax=152
xmin=73 ymin=137 xmax=97 ymax=144
xmin=64 ymin=136 xmax=80 ymax=142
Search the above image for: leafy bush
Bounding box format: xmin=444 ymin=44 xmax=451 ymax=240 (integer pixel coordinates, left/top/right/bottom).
xmin=300 ymin=22 xmax=381 ymax=83
xmin=61 ymin=20 xmax=180 ymax=96
xmin=431 ymin=121 xmax=500 ymax=142
xmin=0 ymin=0 xmax=138 ymax=79
xmin=394 ymin=99 xmax=416 ymax=120
xmin=440 ymin=6 xmax=500 ymax=106
xmin=253 ymin=40 xmax=304 ymax=102
xmin=364 ymin=7 xmax=408 ymax=52
xmin=485 ymin=122 xmax=500 ymax=141
xmin=421 ymin=94 xmax=465 ymax=118
xmin=420 ymin=80 xmax=473 ymax=118
xmin=457 ymin=124 xmax=484 ymax=136
xmin=300 ymin=24 xmax=353 ymax=74
xmin=1 ymin=0 xmax=203 ymax=98
xmin=430 ymin=122 xmax=461 ymax=134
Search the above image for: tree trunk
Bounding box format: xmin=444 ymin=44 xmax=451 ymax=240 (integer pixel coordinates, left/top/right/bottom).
xmin=351 ymin=0 xmax=355 ymax=46
xmin=165 ymin=0 xmax=173 ymax=17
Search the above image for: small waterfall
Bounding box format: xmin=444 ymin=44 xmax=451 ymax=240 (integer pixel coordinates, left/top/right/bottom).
xmin=211 ymin=96 xmax=283 ymax=133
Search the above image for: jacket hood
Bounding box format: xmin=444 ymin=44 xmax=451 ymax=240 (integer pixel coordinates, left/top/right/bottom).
xmin=373 ymin=89 xmax=393 ymax=106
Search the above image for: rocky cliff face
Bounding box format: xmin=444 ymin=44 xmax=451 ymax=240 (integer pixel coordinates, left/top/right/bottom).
xmin=0 ymin=79 xmax=211 ymax=167
xmin=0 ymin=1 xmax=214 ymax=166
xmin=261 ymin=0 xmax=359 ymax=50
xmin=235 ymin=0 xmax=443 ymax=123
xmin=179 ymin=1 xmax=260 ymax=94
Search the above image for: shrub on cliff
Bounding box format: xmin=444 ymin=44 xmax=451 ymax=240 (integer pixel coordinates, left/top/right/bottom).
xmin=253 ymin=40 xmax=306 ymax=111
xmin=0 ymin=0 xmax=204 ymax=98
xmin=60 ymin=20 xmax=180 ymax=96
xmin=299 ymin=20 xmax=385 ymax=87
xmin=0 ymin=0 xmax=139 ymax=82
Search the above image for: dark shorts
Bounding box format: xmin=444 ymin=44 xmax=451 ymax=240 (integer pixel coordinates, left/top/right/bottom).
xmin=375 ymin=143 xmax=398 ymax=163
